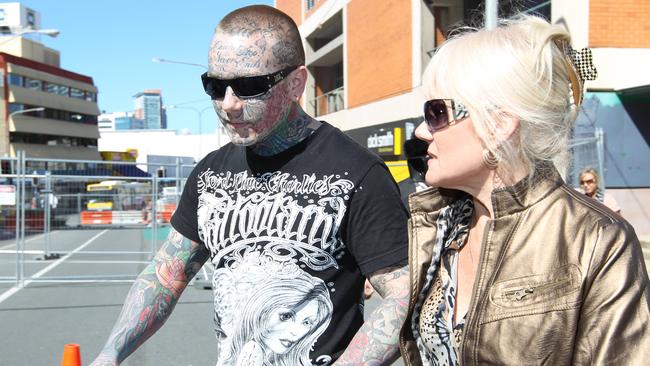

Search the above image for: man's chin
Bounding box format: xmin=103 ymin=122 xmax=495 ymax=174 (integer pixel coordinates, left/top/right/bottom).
xmin=226 ymin=129 xmax=258 ymax=146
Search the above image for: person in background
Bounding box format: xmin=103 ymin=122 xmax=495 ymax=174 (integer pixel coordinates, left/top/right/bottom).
xmin=579 ymin=167 xmax=621 ymax=214
xmin=399 ymin=15 xmax=649 ymax=365
xmin=91 ymin=5 xmax=409 ymax=365
xmin=398 ymin=136 xmax=429 ymax=207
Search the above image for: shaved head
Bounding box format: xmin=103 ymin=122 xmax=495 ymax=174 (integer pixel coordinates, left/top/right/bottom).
xmin=209 ymin=5 xmax=304 ymax=78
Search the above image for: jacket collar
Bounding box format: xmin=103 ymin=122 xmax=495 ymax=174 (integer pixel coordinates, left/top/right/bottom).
xmin=408 ymin=163 xmax=564 ymax=218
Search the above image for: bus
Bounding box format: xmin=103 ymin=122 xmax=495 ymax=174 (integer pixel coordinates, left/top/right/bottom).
xmin=86 ymin=180 xmax=151 ymax=211
xmin=81 ymin=180 xmax=151 ymax=225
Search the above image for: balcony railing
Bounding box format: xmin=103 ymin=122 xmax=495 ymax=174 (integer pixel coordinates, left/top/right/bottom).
xmin=308 ymin=86 xmax=344 ymax=117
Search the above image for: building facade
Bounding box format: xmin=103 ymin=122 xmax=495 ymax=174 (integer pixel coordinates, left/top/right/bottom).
xmin=0 ymin=2 xmax=101 ymax=160
xmin=276 ymin=0 xmax=649 ymax=235
xmin=0 ymin=47 xmax=100 ymax=160
xmin=97 ymin=111 xmax=138 ymax=132
xmin=133 ymin=89 xmax=167 ymax=130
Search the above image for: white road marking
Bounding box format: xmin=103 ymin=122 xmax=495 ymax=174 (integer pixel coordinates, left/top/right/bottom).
xmin=0 ymin=230 xmax=108 ymax=305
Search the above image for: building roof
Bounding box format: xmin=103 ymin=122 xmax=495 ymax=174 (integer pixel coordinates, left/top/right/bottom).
xmin=0 ymin=52 xmax=94 ymax=84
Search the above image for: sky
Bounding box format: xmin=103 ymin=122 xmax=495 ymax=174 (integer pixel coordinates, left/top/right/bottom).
xmin=20 ymin=0 xmax=273 ymax=134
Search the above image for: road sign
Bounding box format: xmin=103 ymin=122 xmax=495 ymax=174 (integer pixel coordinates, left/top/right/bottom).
xmin=0 ymin=184 xmax=16 ymax=205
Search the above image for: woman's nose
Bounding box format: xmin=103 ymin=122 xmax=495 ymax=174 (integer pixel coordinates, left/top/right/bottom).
xmin=414 ymin=120 xmax=433 ymax=142
xmin=221 ymin=87 xmax=243 ymax=114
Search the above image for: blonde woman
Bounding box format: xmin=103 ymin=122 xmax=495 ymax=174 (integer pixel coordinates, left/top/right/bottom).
xmin=399 ymin=16 xmax=649 ymax=365
xmin=579 ymin=167 xmax=621 ymax=214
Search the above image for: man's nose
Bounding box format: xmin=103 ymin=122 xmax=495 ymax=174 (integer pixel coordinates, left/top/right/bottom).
xmin=221 ymin=87 xmax=243 ymax=114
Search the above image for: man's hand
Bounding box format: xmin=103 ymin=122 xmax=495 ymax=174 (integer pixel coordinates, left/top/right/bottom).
xmin=89 ymin=229 xmax=210 ymax=365
xmin=334 ymin=265 xmax=409 ymax=365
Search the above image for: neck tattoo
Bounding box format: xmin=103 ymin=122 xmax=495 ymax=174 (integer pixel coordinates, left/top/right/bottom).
xmin=251 ymin=104 xmax=318 ymax=156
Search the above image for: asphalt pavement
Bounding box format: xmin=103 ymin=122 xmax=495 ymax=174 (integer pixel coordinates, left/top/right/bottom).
xmin=1 ymin=228 xmax=647 ymax=366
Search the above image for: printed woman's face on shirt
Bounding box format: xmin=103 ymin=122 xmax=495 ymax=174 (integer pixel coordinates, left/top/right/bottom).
xmin=260 ymin=300 xmax=320 ymax=354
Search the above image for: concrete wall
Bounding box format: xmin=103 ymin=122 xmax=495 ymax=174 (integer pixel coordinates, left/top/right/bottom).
xmin=99 ymin=129 xmax=229 ymax=163
xmin=609 ymin=188 xmax=650 ymax=237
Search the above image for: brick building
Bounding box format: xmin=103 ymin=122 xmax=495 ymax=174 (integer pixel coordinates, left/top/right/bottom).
xmin=276 ymin=0 xmax=649 ymax=235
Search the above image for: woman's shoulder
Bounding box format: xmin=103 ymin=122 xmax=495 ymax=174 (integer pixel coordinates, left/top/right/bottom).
xmin=555 ymin=184 xmax=636 ymax=247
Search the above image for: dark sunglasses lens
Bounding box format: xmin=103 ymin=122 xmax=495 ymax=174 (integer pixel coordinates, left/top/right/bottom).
xmin=425 ymin=100 xmax=449 ymax=131
xmin=230 ymin=77 xmax=270 ymax=98
xmin=202 ymin=74 xmax=227 ymax=100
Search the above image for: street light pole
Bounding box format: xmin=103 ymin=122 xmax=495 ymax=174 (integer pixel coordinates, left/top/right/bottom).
xmin=9 ymin=107 xmax=45 ymax=118
xmin=485 ymin=0 xmax=498 ymax=30
xmin=152 ymin=57 xmax=207 ymax=70
xmin=0 ymin=27 xmax=60 ymax=46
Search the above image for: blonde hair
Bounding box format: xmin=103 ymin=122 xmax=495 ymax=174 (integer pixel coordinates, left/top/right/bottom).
xmin=422 ymin=15 xmax=578 ymax=182
xmin=579 ymin=167 xmax=600 ymax=184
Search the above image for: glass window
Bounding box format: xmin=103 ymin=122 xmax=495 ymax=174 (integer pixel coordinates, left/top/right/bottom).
xmin=85 ymin=91 xmax=96 ymax=102
xmin=307 ymin=0 xmax=315 ymax=10
xmin=70 ymin=88 xmax=84 ymax=99
xmin=25 ymin=77 xmax=42 ymax=90
xmin=45 ymin=81 xmax=58 ymax=94
xmin=8 ymin=103 xmax=23 ymax=114
xmin=57 ymin=85 xmax=70 ymax=96
xmin=8 ymin=74 xmax=23 ymax=86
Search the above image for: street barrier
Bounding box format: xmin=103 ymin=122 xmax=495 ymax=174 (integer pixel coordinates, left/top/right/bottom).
xmin=0 ymin=153 xmax=194 ymax=284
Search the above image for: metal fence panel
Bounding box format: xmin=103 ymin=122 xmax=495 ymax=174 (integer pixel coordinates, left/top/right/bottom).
xmin=0 ymin=153 xmax=194 ymax=284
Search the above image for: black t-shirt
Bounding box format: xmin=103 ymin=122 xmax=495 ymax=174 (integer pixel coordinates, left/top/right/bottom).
xmin=171 ymin=122 xmax=408 ymax=365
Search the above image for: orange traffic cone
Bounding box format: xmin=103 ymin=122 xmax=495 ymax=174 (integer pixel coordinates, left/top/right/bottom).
xmin=61 ymin=343 xmax=82 ymax=366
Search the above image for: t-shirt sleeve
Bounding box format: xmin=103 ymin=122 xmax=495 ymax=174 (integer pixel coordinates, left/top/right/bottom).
xmin=170 ymin=162 xmax=203 ymax=244
xmin=344 ymin=162 xmax=409 ymax=275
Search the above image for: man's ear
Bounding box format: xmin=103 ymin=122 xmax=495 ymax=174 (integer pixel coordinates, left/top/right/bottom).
xmin=288 ymin=66 xmax=307 ymax=102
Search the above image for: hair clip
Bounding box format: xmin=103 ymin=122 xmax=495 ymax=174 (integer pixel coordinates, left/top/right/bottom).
xmin=569 ymin=47 xmax=598 ymax=82
xmin=553 ymin=40 xmax=597 ymax=107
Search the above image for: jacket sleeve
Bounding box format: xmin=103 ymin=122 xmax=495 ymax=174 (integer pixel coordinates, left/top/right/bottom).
xmin=572 ymin=220 xmax=650 ymax=365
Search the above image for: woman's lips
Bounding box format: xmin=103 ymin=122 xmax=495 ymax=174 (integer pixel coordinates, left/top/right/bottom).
xmin=279 ymin=339 xmax=295 ymax=348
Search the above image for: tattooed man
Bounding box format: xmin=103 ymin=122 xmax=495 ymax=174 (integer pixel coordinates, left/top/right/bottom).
xmin=91 ymin=5 xmax=408 ymax=366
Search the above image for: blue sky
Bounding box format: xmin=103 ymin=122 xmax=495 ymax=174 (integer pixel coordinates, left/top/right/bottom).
xmin=21 ymin=0 xmax=273 ymax=134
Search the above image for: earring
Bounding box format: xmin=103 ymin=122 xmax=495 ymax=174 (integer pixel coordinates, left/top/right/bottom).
xmin=482 ymin=148 xmax=500 ymax=169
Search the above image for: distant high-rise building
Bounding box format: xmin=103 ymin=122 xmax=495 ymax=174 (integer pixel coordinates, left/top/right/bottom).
xmin=133 ymin=89 xmax=166 ymax=130
xmin=98 ymin=111 xmax=136 ymax=132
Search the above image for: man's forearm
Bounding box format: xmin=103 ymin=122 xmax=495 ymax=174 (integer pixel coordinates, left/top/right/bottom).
xmin=94 ymin=266 xmax=178 ymax=364
xmin=92 ymin=231 xmax=209 ymax=365
xmin=334 ymin=266 xmax=409 ymax=365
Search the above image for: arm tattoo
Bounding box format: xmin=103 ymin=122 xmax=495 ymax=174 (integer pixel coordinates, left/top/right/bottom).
xmin=334 ymin=265 xmax=410 ymax=365
xmin=90 ymin=229 xmax=210 ymax=365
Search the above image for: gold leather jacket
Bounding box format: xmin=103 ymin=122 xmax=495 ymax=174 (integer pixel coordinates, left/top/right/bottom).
xmin=399 ymin=167 xmax=650 ymax=365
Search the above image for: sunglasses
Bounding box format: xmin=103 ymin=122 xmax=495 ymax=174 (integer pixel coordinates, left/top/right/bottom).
xmin=423 ymin=99 xmax=469 ymax=132
xmin=201 ymin=65 xmax=299 ymax=100
xmin=580 ymin=179 xmax=596 ymax=185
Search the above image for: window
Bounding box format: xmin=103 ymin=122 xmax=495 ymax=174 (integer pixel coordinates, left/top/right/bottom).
xmin=8 ymin=103 xmax=23 ymax=114
xmin=24 ymin=77 xmax=42 ymax=90
xmin=45 ymin=81 xmax=58 ymax=94
xmin=307 ymin=0 xmax=315 ymax=10
xmin=85 ymin=91 xmax=97 ymax=102
xmin=57 ymin=85 xmax=70 ymax=96
xmin=70 ymin=88 xmax=84 ymax=99
xmin=8 ymin=74 xmax=23 ymax=86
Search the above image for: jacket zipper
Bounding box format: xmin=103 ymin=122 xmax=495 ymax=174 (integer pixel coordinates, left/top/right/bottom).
xmin=501 ymin=278 xmax=571 ymax=301
xmin=460 ymin=219 xmax=493 ymax=365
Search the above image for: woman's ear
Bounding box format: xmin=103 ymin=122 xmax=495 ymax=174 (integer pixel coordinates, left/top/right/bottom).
xmin=493 ymin=109 xmax=520 ymax=141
